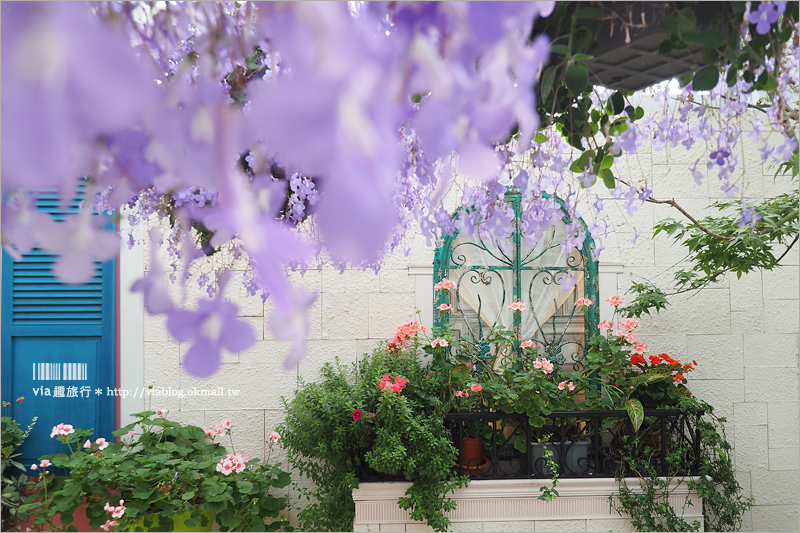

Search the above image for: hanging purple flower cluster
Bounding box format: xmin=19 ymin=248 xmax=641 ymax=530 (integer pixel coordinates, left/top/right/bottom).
xmin=1 ymin=2 xmax=796 ymax=376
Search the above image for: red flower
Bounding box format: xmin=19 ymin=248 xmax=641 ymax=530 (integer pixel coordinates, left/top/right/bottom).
xmin=683 ymin=363 xmax=693 ymax=371
xmin=352 ymin=409 xmax=363 ymax=422
xmin=649 ymin=355 xmax=662 ymax=365
xmin=630 ymin=355 xmax=645 ymax=365
xmin=673 ymin=373 xmax=684 ymax=383
xmin=660 ymin=353 xmax=677 ymax=365
xmin=394 ymin=376 xmax=408 ymax=387
xmin=692 ymin=360 xmax=698 ymax=366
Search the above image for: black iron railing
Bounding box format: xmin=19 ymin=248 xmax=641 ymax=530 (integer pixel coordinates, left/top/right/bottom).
xmin=357 ymin=409 xmax=704 ymax=481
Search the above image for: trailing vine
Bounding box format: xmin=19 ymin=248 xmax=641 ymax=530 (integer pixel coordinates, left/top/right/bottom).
xmin=611 ymin=401 xmax=753 ymax=532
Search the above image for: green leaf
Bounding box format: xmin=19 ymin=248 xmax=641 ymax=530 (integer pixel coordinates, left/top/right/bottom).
xmin=236 ymin=479 xmax=255 ymax=494
xmin=181 ymin=491 xmax=196 ymax=501
xmin=533 ymin=132 xmax=548 ymax=144
xmin=540 ymin=66 xmax=556 ymax=102
xmin=635 ymin=106 xmax=645 ymax=120
xmin=564 ymin=64 xmax=589 ymax=97
xmin=692 ymin=65 xmax=719 ymax=91
xmin=599 ymin=168 xmax=615 ymax=189
xmin=625 ymin=399 xmax=645 ymax=432
xmin=658 ymin=39 xmax=673 ymax=55
xmin=572 ymin=53 xmax=594 ymax=62
xmin=573 ymin=7 xmax=602 ymax=19
xmin=132 ymin=482 xmax=155 ymax=500
xmin=601 ymin=156 xmax=614 ymax=170
xmin=726 ymin=67 xmax=738 ymax=88
xmin=608 ymin=91 xmax=625 ymax=115
xmin=273 ymin=471 xmax=292 ymax=489
xmin=569 ymin=150 xmax=594 ymax=173
xmin=759 ymin=75 xmax=779 ymax=92
xmin=550 ymin=44 xmax=570 ymax=56
xmin=675 ymin=7 xmax=697 ymax=32
xmin=658 ymin=17 xmax=678 ymax=32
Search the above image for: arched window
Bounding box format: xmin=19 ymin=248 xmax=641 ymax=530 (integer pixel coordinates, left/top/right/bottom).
xmin=433 ymin=191 xmax=598 ymax=371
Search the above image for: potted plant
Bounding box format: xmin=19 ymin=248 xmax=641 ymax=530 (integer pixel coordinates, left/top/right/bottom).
xmin=20 ymin=411 xmax=292 ymax=532
xmin=281 ymin=320 xmax=466 ymax=533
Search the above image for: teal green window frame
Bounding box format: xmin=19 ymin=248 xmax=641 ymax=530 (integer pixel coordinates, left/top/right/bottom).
xmin=433 ymin=190 xmax=599 ymax=368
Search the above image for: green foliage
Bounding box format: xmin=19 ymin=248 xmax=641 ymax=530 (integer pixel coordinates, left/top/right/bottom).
xmin=281 ymin=343 xmax=464 ymax=532
xmin=1 ymin=398 xmax=37 ymax=531
xmin=611 ymin=404 xmax=753 ymax=532
xmin=641 ymin=192 xmax=800 ymax=315
xmin=530 ymin=1 xmax=798 ymax=189
xmin=622 ymin=282 xmax=670 ymax=319
xmin=20 ymin=412 xmax=291 ymax=532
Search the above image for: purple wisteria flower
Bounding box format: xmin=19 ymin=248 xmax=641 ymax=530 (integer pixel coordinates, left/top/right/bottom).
xmin=738 ymin=200 xmax=762 ymax=231
xmin=749 ymin=2 xmax=781 ymax=35
xmin=131 ymin=230 xmax=173 ymax=314
xmin=36 ymin=211 xmax=119 ymax=285
xmin=558 ymin=274 xmax=577 ymax=292
xmin=168 ymin=298 xmax=255 ymax=377
xmin=709 ymin=150 xmax=731 ymax=166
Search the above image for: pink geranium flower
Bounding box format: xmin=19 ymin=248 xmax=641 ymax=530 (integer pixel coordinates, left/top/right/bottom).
xmin=520 ymin=340 xmax=536 ymax=349
xmin=50 ymin=423 xmax=75 ymax=438
xmin=598 ymin=320 xmax=613 ymax=331
xmin=434 ymin=278 xmax=455 ymax=291
xmin=83 ymin=440 xmax=92 ymax=449
xmin=567 ymin=382 xmax=575 ymax=391
xmin=470 ymin=383 xmax=482 ymax=393
xmin=575 ymin=297 xmax=592 ymax=307
xmin=558 ymin=381 xmax=566 ymax=390
xmin=431 ymin=338 xmax=449 ymax=348
xmin=96 ymin=438 xmax=109 ymax=451
xmin=437 ymin=303 xmax=453 ymax=312
xmin=268 ymin=431 xmax=281 ymax=444
xmin=508 ymin=301 xmax=527 ymax=311
xmin=606 ymin=295 xmax=625 ymax=307
xmin=100 ymin=520 xmax=119 ymax=531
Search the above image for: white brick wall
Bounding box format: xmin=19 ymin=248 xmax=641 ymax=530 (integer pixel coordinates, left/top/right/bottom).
xmin=134 ymin=129 xmax=799 ymax=531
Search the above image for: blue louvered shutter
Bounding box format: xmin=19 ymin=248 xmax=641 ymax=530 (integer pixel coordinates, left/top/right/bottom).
xmin=2 ymin=186 xmax=116 ymax=470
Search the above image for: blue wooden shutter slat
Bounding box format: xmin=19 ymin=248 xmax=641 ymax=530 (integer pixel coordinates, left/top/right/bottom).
xmin=1 ymin=182 xmax=115 ymax=471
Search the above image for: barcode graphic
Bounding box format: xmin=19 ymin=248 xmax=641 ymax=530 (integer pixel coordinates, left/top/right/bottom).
xmin=32 ymin=363 xmax=87 ymax=381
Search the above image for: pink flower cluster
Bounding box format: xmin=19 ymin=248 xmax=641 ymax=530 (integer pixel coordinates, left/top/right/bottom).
xmin=156 ymin=408 xmax=168 ymax=418
xmin=452 ymin=381 xmax=482 ymax=399
xmin=202 ymin=419 xmax=233 ymax=441
xmin=388 ymin=320 xmax=426 ymax=353
xmin=437 ymin=303 xmax=453 ymax=312
xmin=508 ymin=301 xmax=527 ymax=311
xmin=434 ymin=278 xmax=456 ymax=291
xmin=50 ymin=423 xmax=75 ymax=438
xmin=620 ymin=317 xmax=639 ymax=332
xmin=104 ymin=499 xmax=126 ymax=519
xmin=533 ymin=358 xmax=554 ymax=374
xmin=606 ymin=295 xmax=626 ymax=307
xmin=431 ymin=338 xmax=449 ymax=348
xmin=520 ymin=340 xmax=536 ymax=349
xmin=31 ymin=459 xmax=51 ymax=471
xmin=379 ymin=373 xmax=408 ymax=394
xmin=268 ymin=431 xmax=281 ymax=445
xmin=83 ymin=438 xmax=109 ymax=451
xmin=575 ymin=297 xmax=592 ymax=307
xmin=217 ymin=453 xmax=249 ymax=475
xmin=558 ymin=381 xmax=576 ymax=391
